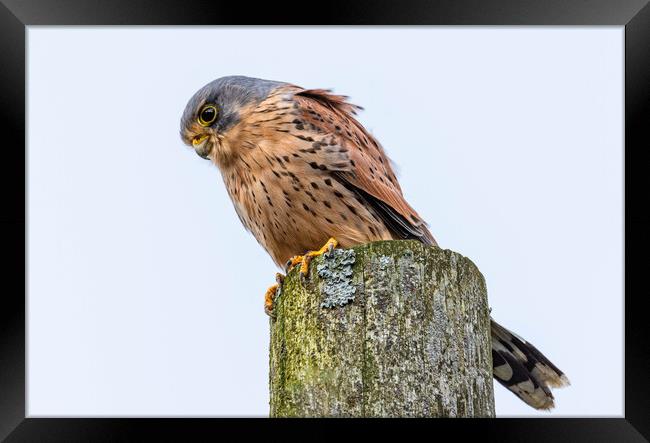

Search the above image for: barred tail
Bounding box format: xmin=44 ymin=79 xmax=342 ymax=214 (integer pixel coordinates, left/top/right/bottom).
xmin=491 ymin=318 xmax=570 ymax=410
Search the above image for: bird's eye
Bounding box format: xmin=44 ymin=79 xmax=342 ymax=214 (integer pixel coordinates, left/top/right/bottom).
xmin=198 ymin=104 xmax=218 ymax=126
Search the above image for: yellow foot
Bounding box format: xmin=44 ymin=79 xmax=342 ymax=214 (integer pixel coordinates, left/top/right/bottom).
xmin=284 ymin=237 xmax=339 ymax=277
xmin=264 ymin=273 xmax=284 ymax=317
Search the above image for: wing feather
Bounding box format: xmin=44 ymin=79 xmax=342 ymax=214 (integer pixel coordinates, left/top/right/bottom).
xmin=293 ymin=89 xmax=437 ymax=246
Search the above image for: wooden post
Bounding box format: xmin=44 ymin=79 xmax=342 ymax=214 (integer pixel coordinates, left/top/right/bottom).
xmin=269 ymin=240 xmax=495 ymax=417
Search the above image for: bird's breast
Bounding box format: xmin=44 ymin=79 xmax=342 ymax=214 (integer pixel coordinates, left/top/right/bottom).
xmin=221 ymin=156 xmax=393 ymax=267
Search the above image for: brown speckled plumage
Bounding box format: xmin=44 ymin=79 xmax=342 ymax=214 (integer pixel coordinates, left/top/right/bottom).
xmin=180 ymin=76 xmax=569 ymax=411
xmin=181 ymin=79 xmax=435 ymax=267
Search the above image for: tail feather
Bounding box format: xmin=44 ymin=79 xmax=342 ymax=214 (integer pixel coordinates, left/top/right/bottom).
xmin=491 ymin=318 xmax=570 ymax=410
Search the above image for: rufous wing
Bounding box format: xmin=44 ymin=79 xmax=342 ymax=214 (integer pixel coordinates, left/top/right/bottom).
xmin=293 ymin=88 xmax=437 ymax=246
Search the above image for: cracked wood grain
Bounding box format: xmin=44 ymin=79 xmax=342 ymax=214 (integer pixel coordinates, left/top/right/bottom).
xmin=269 ymin=240 xmax=494 ymax=417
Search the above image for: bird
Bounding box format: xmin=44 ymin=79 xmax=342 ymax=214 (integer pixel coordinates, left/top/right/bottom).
xmin=180 ymin=75 xmax=570 ymax=411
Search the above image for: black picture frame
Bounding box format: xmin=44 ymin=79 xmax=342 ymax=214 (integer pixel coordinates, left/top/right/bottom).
xmin=2 ymin=0 xmax=648 ymax=441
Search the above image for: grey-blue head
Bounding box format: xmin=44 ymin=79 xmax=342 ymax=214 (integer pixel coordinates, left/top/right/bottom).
xmin=180 ymin=76 xmax=286 ymax=159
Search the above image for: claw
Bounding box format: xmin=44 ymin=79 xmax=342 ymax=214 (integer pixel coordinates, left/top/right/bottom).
xmin=300 ymin=255 xmax=313 ymax=277
xmin=285 ymin=237 xmax=339 ymax=279
xmin=285 ymin=255 xmax=303 ymax=273
xmin=264 ymin=284 xmax=278 ymax=318
xmin=264 ymin=273 xmax=285 ymax=318
xmin=269 ymin=238 xmax=339 ymax=316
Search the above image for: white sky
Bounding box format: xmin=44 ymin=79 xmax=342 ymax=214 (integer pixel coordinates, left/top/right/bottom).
xmin=27 ymin=27 xmax=623 ymax=417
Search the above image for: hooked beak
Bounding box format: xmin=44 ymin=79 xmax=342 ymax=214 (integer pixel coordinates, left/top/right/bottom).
xmin=192 ymin=134 xmax=213 ymax=160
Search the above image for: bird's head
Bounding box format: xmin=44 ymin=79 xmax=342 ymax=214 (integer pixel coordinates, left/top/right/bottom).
xmin=180 ymin=75 xmax=286 ymax=164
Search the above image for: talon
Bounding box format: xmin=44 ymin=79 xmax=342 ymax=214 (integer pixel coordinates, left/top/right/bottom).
xmin=300 ymin=255 xmax=312 ymax=276
xmin=284 ymin=237 xmax=339 ymax=278
xmin=323 ymin=237 xmax=339 ymax=254
xmin=264 ymin=273 xmax=286 ymax=317
xmin=285 ymin=255 xmax=303 ymax=273
xmin=264 ymin=283 xmax=278 ymax=317
xmin=264 ymin=273 xmax=285 ymax=318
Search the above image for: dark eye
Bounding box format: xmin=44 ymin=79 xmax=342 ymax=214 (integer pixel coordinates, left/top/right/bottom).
xmin=198 ymin=104 xmax=218 ymax=126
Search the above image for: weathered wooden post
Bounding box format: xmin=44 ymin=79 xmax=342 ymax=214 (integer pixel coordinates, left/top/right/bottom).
xmin=269 ymin=240 xmax=494 ymax=417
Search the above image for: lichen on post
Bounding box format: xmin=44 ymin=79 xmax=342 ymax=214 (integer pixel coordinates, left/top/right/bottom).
xmin=269 ymin=240 xmax=495 ymax=417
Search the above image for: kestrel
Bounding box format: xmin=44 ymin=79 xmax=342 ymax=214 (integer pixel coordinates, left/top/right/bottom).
xmin=180 ymin=75 xmax=569 ymax=410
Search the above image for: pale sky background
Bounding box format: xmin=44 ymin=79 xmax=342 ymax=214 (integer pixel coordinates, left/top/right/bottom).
xmin=27 ymin=27 xmax=623 ymax=417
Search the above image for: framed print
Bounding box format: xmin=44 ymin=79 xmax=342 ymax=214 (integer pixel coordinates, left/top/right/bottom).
xmin=1 ymin=0 xmax=649 ymax=440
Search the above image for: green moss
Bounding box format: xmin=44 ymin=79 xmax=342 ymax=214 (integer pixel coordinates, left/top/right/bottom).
xmin=270 ymin=240 xmax=493 ymax=417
